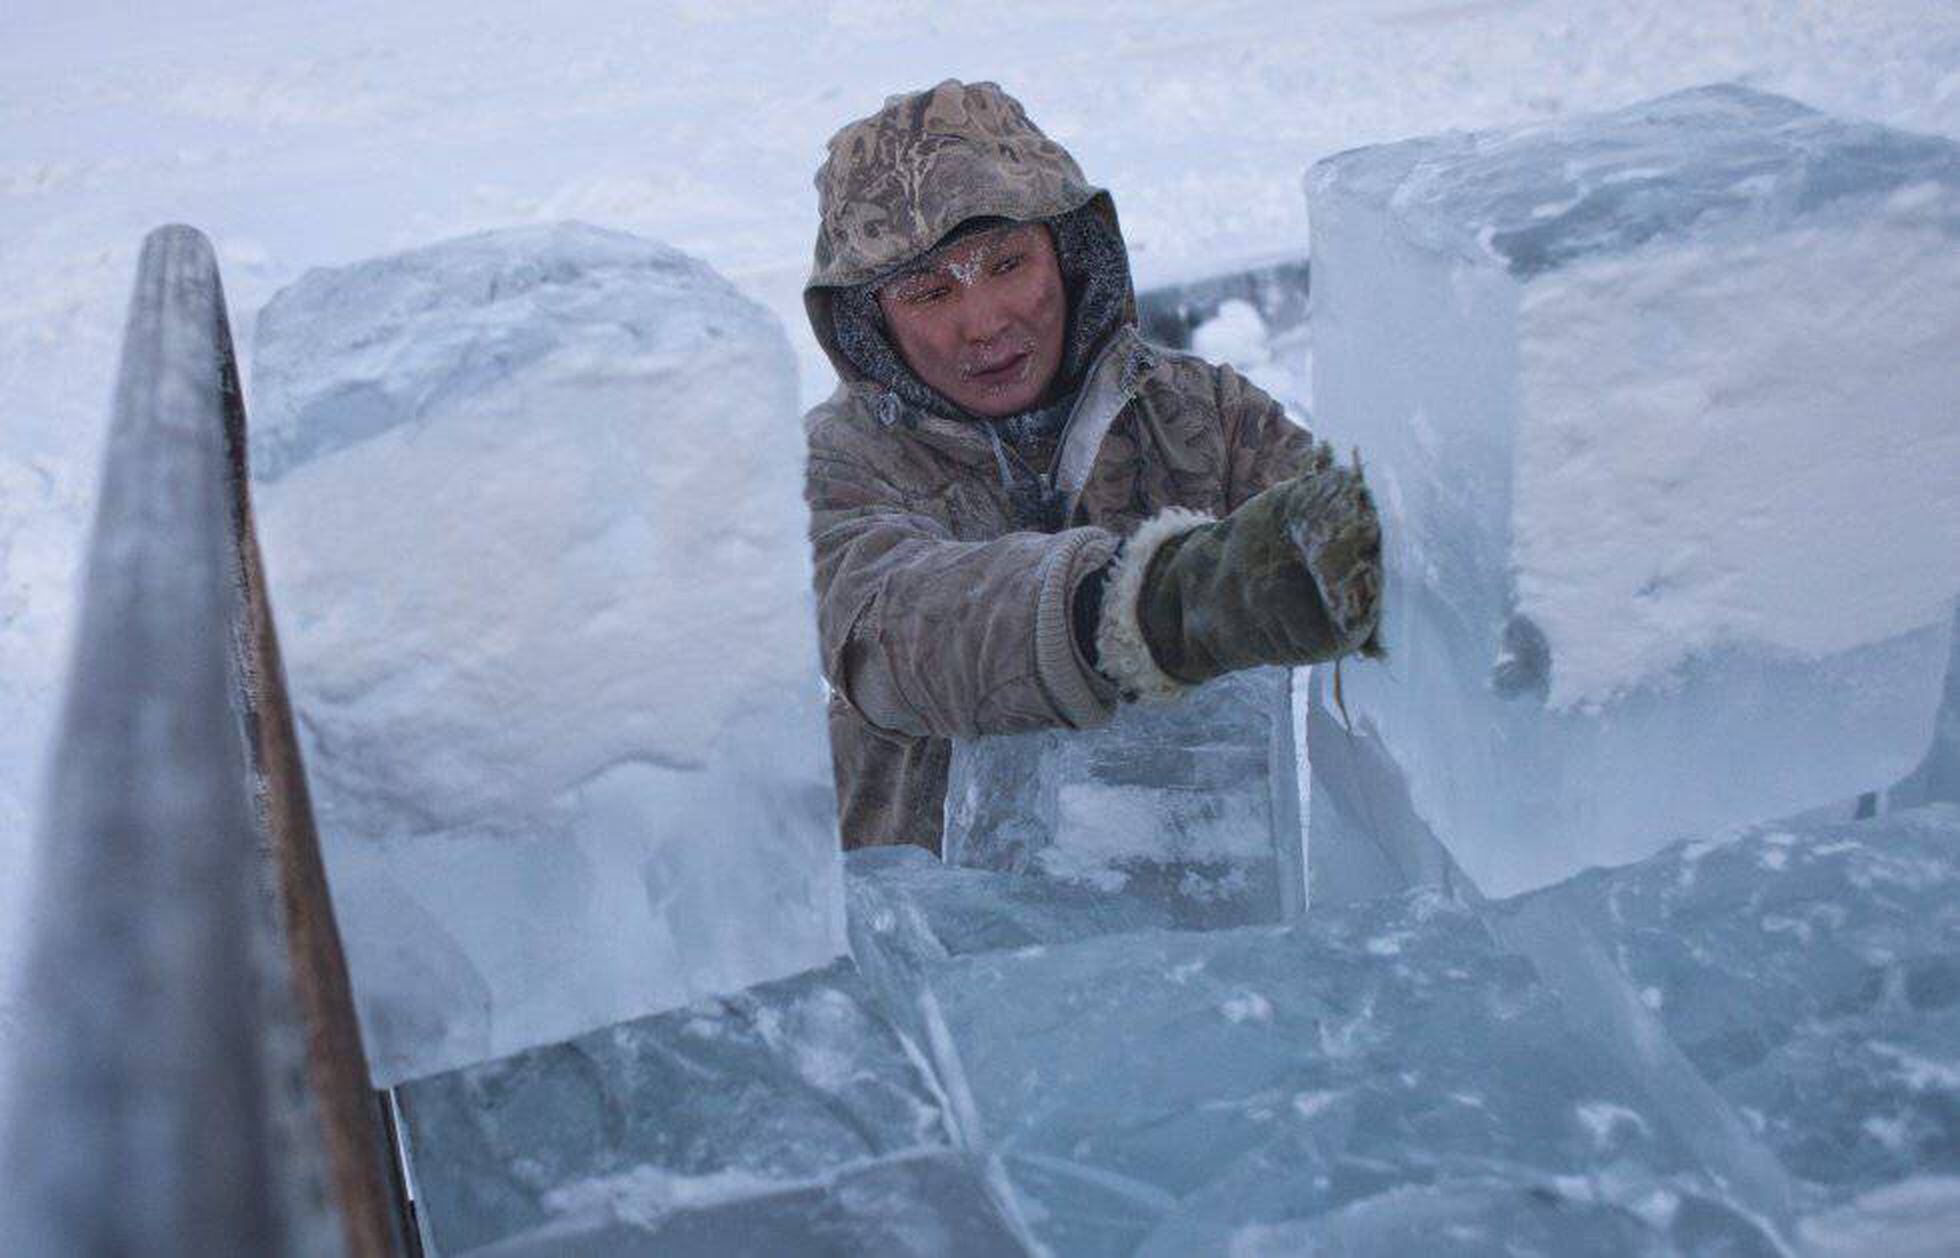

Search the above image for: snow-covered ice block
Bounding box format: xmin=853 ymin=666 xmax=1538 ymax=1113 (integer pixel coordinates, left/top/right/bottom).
xmin=1306 ymin=85 xmax=1960 ymax=895
xmin=1522 ymin=803 xmax=1960 ymax=1199
xmin=944 ymin=667 xmax=1308 ymax=928
xmin=250 ymin=224 xmax=843 ymax=1084
xmin=927 ymin=892 xmax=1778 ymax=1255
xmin=397 ymin=960 xmax=960 ymax=1254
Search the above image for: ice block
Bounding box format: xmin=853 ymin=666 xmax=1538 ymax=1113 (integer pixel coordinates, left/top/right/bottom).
xmin=943 ymin=666 xmax=1309 ymax=928
xmin=251 ymin=224 xmax=845 ymax=1084
xmin=1306 ymin=85 xmax=1960 ymax=895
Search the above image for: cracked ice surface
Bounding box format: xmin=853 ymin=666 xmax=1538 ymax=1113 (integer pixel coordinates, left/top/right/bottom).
xmin=251 ymin=224 xmax=844 ymax=1084
xmin=849 ymin=853 xmax=1785 ymax=1256
xmin=1307 ymin=86 xmax=1960 ymax=895
xmin=395 ymin=960 xmax=993 ymax=1255
xmin=1524 ymin=803 xmax=1960 ymax=1203
xmin=396 ymin=807 xmax=1959 ymax=1254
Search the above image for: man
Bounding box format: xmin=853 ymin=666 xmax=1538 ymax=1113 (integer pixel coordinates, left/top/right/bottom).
xmin=804 ymin=79 xmax=1382 ymax=854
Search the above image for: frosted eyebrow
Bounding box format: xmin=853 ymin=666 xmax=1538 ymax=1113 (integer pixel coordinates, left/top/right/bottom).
xmin=879 ymin=226 xmax=1035 ymax=302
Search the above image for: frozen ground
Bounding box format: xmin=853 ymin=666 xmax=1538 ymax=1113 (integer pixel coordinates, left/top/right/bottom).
xmin=5 ymin=0 xmax=1960 ymax=1201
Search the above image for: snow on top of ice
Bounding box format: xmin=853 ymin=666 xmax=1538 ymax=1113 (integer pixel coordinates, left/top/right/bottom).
xmin=1312 ymin=85 xmax=1960 ymax=277
xmin=252 ymin=222 xmax=758 ymax=480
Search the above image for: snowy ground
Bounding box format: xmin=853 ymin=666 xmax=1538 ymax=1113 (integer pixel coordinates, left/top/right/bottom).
xmin=4 ymin=0 xmax=1959 ymax=1147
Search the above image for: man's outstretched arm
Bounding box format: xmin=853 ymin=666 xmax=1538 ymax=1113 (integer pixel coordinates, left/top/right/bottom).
xmin=807 ymin=449 xmax=1119 ymax=741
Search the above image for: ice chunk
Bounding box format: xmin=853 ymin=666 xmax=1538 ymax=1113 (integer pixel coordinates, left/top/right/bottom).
xmin=944 ymin=666 xmax=1308 ymax=928
xmin=396 ymin=960 xmax=962 ymax=1254
xmin=844 ymin=846 xmax=1178 ymax=958
xmin=1306 ymin=85 xmax=1960 ymax=895
xmin=920 ymin=891 xmax=1779 ymax=1254
xmin=1800 ymin=1176 xmax=1960 ymax=1258
xmin=1155 ymin=1178 xmax=1779 ymax=1258
xmin=1521 ymin=803 xmax=1960 ymax=1198
xmin=1892 ymin=609 xmax=1960 ymax=810
xmin=461 ymin=1151 xmax=1027 ymax=1258
xmin=1139 ymin=260 xmax=1315 ymax=418
xmin=250 ymin=224 xmax=843 ymax=1084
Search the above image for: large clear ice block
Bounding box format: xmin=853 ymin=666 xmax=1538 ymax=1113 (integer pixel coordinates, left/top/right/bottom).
xmin=396 ymin=960 xmax=981 ymax=1254
xmin=944 ymin=666 xmax=1308 ymax=928
xmin=251 ymin=224 xmax=844 ymax=1084
xmin=458 ymin=1151 xmax=1028 ymax=1257
xmin=1521 ymin=803 xmax=1960 ymax=1200
xmin=1305 ymin=86 xmax=1960 ymax=896
xmin=919 ymin=888 xmax=1780 ymax=1256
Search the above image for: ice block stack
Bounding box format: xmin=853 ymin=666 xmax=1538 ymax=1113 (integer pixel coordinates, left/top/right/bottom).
xmin=1306 ymin=85 xmax=1960 ymax=896
xmin=251 ymin=224 xmax=845 ymax=1085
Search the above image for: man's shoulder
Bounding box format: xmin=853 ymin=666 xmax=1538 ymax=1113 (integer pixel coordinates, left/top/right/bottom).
xmin=1133 ymin=338 xmax=1262 ymax=424
xmin=801 ymin=382 xmax=978 ymax=497
xmin=803 ymin=380 xmax=880 ymax=439
xmin=802 ymin=381 xmax=909 ymax=462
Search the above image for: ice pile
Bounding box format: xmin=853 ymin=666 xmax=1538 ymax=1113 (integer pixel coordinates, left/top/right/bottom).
xmin=945 ymin=667 xmax=1308 ymax=927
xmin=1523 ymin=803 xmax=1960 ymax=1201
xmin=394 ymin=809 xmax=1958 ymax=1254
xmin=250 ymin=224 xmax=843 ymax=1085
xmin=847 ymin=851 xmax=1785 ymax=1256
xmin=1306 ymin=85 xmax=1960 ymax=895
xmin=395 ymin=960 xmax=1023 ymax=1256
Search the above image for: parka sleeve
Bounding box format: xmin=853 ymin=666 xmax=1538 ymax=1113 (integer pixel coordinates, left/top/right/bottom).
xmin=805 ymin=447 xmax=1120 ymax=741
xmin=1216 ymin=363 xmax=1321 ymax=510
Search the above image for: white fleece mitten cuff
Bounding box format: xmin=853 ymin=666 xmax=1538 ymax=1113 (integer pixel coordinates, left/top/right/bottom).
xmin=1093 ymin=506 xmax=1213 ymax=702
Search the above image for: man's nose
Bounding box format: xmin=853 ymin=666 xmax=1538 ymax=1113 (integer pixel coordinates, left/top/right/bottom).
xmin=956 ymin=286 xmax=1013 ymax=345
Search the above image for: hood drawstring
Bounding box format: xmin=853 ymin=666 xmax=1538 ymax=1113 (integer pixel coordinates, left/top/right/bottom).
xmin=984 ymin=419 xmax=1071 ymax=532
xmin=983 ymin=422 xmax=1016 ymax=494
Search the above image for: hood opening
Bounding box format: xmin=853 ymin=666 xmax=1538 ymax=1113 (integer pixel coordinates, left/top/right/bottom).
xmin=809 ymin=194 xmax=1138 ymax=422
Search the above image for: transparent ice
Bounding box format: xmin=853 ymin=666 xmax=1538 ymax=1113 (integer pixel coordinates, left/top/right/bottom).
xmin=394 ymin=960 xmax=1000 ymax=1255
xmin=944 ymin=666 xmax=1309 ymax=927
xmin=1522 ymin=804 xmax=1960 ymax=1199
xmin=1305 ymin=85 xmax=1960 ymax=895
xmin=857 ymin=853 xmax=1787 ymax=1256
xmin=250 ymin=224 xmax=844 ymax=1085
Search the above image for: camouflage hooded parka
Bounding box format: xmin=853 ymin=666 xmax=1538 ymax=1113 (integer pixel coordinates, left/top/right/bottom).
xmin=804 ymin=80 xmax=1320 ymax=852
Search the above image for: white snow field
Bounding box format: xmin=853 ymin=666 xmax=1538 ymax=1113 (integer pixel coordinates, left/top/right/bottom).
xmin=1306 ymin=84 xmax=1960 ymax=897
xmin=249 ymin=223 xmax=843 ymax=1084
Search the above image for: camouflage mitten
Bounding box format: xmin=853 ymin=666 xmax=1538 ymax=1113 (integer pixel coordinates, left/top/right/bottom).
xmin=1093 ymin=449 xmax=1383 ymax=700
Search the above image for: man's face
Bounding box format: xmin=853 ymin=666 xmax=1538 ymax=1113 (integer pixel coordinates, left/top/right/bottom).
xmin=876 ymin=222 xmax=1067 ymax=418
